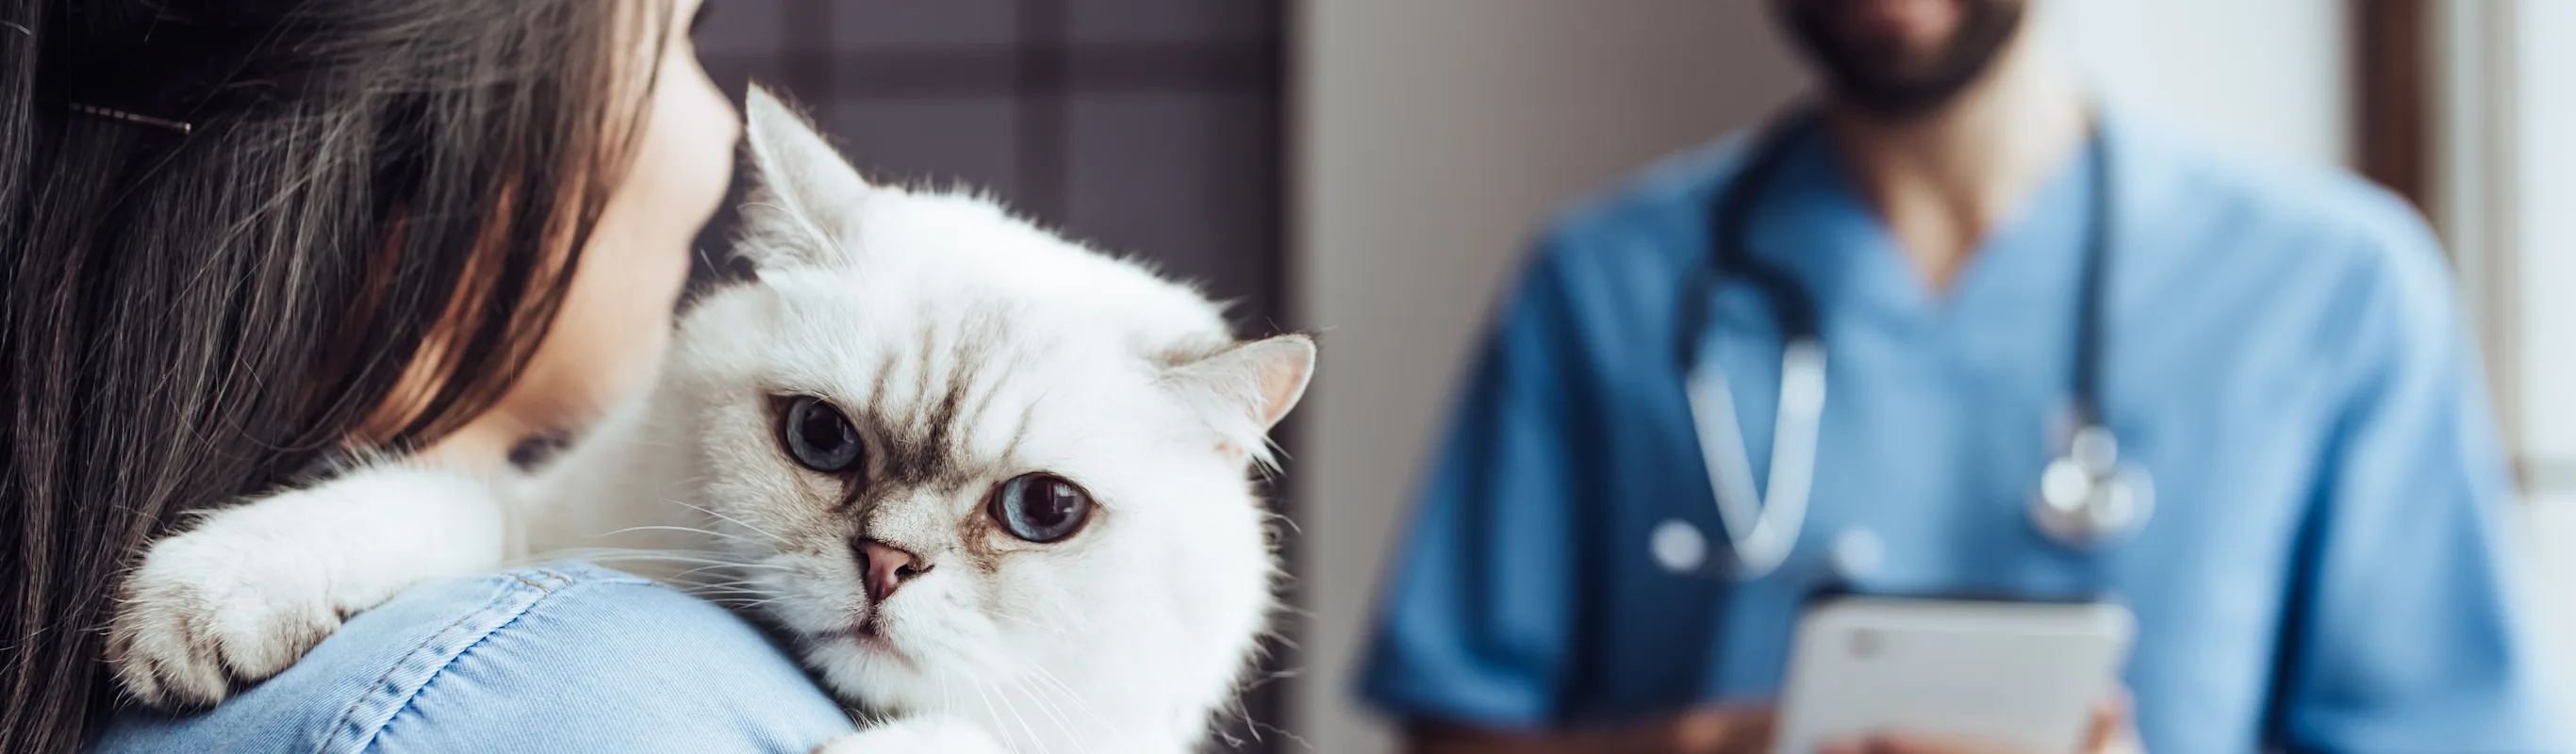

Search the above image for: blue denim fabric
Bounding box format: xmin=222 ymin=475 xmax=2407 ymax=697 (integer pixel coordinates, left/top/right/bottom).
xmin=100 ymin=562 xmax=856 ymax=753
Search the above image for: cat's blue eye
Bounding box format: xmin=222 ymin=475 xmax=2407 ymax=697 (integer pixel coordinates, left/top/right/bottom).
xmin=780 ymin=396 xmax=864 ymax=473
xmin=990 ymin=473 xmax=1092 ymax=543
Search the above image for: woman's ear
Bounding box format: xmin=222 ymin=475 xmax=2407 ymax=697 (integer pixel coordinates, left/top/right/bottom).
xmin=736 ymin=84 xmax=873 ymax=270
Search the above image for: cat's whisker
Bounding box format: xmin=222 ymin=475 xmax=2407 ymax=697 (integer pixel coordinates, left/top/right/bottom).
xmin=669 ymin=571 xmax=784 ymax=588
xmin=1031 ymin=598 xmax=1092 ymax=633
xmin=938 ymin=673 xmax=962 ymax=734
xmin=1216 ymin=665 xmax=1310 ymax=747
xmin=543 ymin=545 xmax=744 ymax=562
xmin=1259 ymin=508 xmax=1304 ymax=535
xmin=1246 ymin=719 xmax=1315 ymax=751
xmin=659 ymin=498 xmax=793 ymax=545
xmin=1026 ymin=664 xmax=1116 ymax=731
xmin=685 ymin=587 xmax=787 ymax=600
xmin=674 ymin=580 xmax=775 ymax=591
xmin=674 ymin=583 xmax=777 ymax=598
xmin=966 ymin=674 xmax=1043 ymax=754
xmin=592 ymin=524 xmax=772 ymax=548
xmin=1218 ymin=670 xmax=1313 ymax=750
xmin=582 ymin=555 xmax=775 ymax=570
xmin=670 ymin=577 xmax=774 ymax=591
xmin=1239 ymin=666 xmax=1302 ymax=692
xmin=524 ymin=548 xmax=756 ymax=576
xmin=1009 ymin=679 xmax=1082 ymax=751
xmin=667 ymin=562 xmax=770 ymax=582
xmin=974 ymin=606 xmax=1066 ymax=638
xmin=1005 ymin=672 xmax=1090 ymax=753
xmin=565 ymin=552 xmax=797 ymax=572
xmin=664 ymin=570 xmax=764 ymax=583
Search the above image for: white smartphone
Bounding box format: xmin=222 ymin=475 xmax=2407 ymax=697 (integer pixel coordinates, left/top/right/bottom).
xmin=1773 ymin=595 xmax=2136 ymax=754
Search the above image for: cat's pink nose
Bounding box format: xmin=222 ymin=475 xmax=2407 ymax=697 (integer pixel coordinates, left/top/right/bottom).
xmin=857 ymin=539 xmax=929 ymax=603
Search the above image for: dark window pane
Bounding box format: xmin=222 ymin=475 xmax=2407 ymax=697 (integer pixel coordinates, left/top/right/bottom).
xmin=831 ymin=0 xmax=1019 ymax=51
xmin=1065 ymin=93 xmax=1279 ymax=317
xmin=1065 ymin=0 xmax=1275 ymax=45
xmin=828 ymin=98 xmax=1024 ymax=205
xmin=693 ymin=0 xmax=787 ymax=57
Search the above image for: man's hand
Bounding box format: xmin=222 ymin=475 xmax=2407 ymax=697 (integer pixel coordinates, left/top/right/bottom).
xmin=1818 ymin=695 xmax=2138 ymax=754
xmin=1412 ymin=689 xmax=2133 ymax=751
xmin=1409 ymin=693 xmax=2133 ymax=754
xmin=1662 ymin=705 xmax=1777 ymax=754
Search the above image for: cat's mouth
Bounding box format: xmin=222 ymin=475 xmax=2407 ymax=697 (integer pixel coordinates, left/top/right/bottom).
xmin=846 ymin=615 xmax=913 ymax=664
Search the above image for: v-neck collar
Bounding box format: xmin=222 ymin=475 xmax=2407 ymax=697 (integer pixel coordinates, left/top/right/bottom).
xmin=1738 ymin=123 xmax=2107 ymax=335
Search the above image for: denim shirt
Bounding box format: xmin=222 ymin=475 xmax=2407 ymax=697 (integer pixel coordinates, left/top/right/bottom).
xmin=101 ymin=562 xmax=856 ymax=753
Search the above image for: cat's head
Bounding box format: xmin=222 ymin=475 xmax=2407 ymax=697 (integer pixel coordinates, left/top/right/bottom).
xmin=659 ymin=87 xmax=1310 ymax=747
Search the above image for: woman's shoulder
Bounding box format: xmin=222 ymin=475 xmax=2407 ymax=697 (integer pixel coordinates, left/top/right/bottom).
xmin=99 ymin=561 xmax=854 ymax=754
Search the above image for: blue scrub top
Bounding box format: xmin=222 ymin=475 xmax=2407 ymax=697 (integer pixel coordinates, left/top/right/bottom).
xmin=1358 ymin=110 xmax=2563 ymax=752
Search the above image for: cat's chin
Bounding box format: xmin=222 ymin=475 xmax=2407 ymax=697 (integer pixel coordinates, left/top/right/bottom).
xmin=847 ymin=620 xmax=912 ymax=661
xmin=803 ymin=633 xmax=946 ymax=713
xmin=797 ymin=617 xmax=917 ymax=669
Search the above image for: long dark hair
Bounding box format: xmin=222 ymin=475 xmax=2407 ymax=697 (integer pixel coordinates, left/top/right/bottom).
xmin=0 ymin=0 xmax=666 ymax=748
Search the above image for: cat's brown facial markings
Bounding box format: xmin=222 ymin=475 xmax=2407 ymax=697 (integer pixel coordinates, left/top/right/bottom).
xmin=785 ymin=316 xmax=1070 ymax=595
xmin=953 ymin=497 xmax=1009 ymax=577
xmin=759 ymin=393 xmax=872 ymax=524
xmin=863 ymin=308 xmax=1021 ymax=492
xmin=949 ymin=480 xmax=1113 ymax=577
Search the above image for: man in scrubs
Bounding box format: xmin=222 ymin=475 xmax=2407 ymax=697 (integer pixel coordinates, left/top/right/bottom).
xmin=1359 ymin=0 xmax=2561 ymax=751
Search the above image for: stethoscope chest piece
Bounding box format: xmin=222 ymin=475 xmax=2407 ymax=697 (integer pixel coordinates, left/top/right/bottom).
xmin=2029 ymin=425 xmax=2155 ymax=547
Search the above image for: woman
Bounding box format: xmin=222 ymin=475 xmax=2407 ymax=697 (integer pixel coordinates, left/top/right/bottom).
xmin=1 ymin=0 xmax=854 ymax=750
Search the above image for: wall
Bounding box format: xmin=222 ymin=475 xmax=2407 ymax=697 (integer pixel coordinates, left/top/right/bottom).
xmin=2038 ymin=0 xmax=2350 ymax=169
xmin=1286 ymin=2 xmax=2350 ymax=751
xmin=2436 ymin=0 xmax=2576 ymax=707
xmin=1287 ymin=3 xmax=1800 ymax=750
xmin=2505 ymin=0 xmax=2576 ymax=478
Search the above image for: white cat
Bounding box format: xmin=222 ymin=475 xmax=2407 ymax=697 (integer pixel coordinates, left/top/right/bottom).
xmin=107 ymin=87 xmax=1313 ymax=754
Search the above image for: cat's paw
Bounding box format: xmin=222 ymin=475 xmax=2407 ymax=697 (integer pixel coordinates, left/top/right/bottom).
xmin=106 ymin=464 xmax=506 ymax=709
xmin=107 ymin=525 xmax=343 ymax=709
xmin=813 ymin=714 xmax=1014 ymax=754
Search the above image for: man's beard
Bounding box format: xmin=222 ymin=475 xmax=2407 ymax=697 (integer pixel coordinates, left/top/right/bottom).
xmin=1774 ymin=0 xmax=2029 ymax=120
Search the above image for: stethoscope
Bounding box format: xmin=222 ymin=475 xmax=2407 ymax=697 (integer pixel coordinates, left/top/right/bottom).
xmin=1650 ymin=107 xmax=2153 ymax=582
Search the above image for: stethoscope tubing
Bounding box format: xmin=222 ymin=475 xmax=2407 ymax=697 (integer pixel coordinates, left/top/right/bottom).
xmin=1670 ymin=103 xmax=2141 ymax=582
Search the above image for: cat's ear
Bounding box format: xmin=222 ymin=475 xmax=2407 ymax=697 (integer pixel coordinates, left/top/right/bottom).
xmin=739 ymin=84 xmax=872 ymax=269
xmin=1164 ymin=335 xmax=1316 ymax=465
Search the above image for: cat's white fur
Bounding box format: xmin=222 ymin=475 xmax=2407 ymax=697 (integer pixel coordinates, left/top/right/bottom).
xmin=107 ymin=87 xmax=1312 ymax=754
